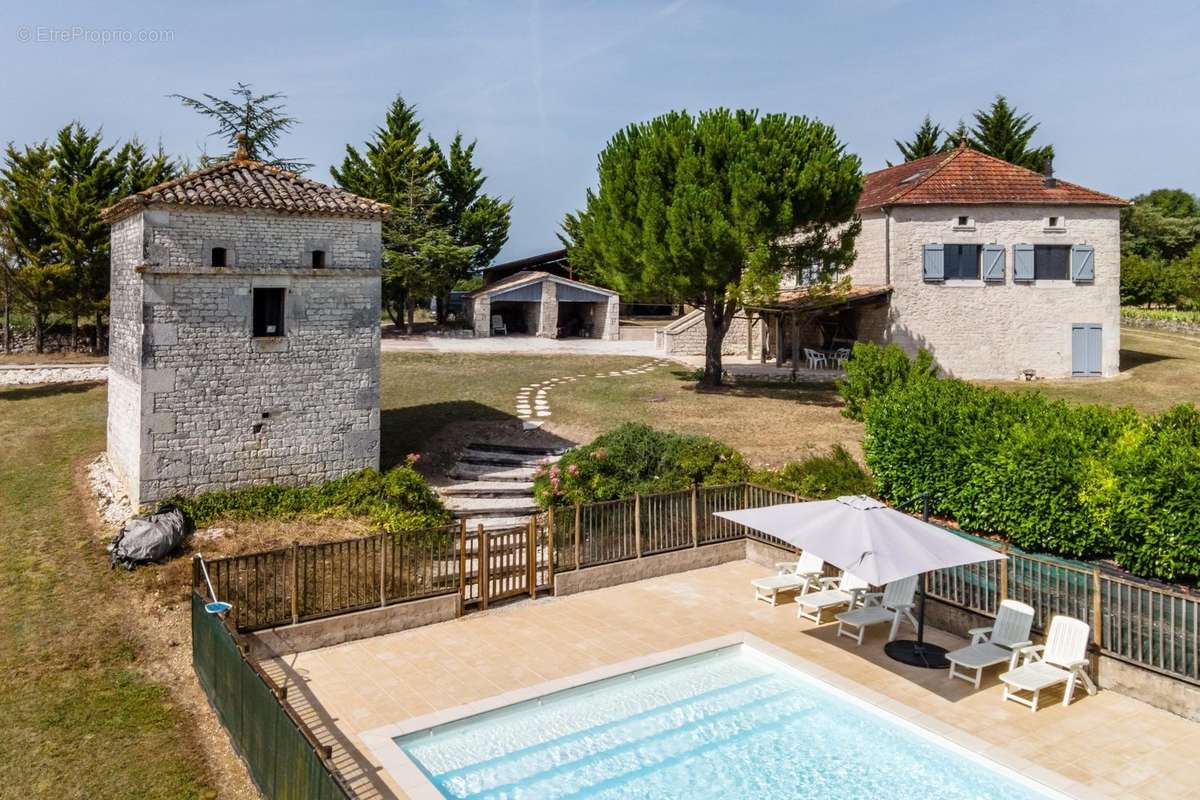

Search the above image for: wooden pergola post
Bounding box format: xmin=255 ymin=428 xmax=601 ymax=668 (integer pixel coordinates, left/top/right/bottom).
xmin=774 ymin=313 xmax=783 ymax=368
xmin=790 ymin=312 xmax=800 ymax=381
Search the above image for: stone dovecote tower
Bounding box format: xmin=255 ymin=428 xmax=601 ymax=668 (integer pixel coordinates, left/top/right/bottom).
xmin=101 ymin=148 xmax=388 ymax=507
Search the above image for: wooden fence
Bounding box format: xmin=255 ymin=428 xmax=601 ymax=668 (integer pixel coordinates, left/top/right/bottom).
xmin=197 ymin=482 xmax=1200 ymax=687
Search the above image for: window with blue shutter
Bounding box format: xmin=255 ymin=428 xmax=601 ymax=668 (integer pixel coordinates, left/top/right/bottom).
xmin=981 ymin=244 xmax=1005 ymax=283
xmin=1013 ymin=244 xmax=1035 ymax=281
xmin=922 ymin=243 xmax=944 ymax=282
xmin=1071 ymin=244 xmax=1095 ymax=281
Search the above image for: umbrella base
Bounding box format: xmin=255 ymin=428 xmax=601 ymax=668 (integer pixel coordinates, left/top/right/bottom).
xmin=884 ymin=639 xmax=949 ymax=669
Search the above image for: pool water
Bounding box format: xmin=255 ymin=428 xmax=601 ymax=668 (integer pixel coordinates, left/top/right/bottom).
xmin=397 ymin=647 xmax=1058 ymax=799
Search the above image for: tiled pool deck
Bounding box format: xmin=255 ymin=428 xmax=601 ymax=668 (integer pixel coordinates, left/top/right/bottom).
xmin=260 ymin=561 xmax=1197 ymax=800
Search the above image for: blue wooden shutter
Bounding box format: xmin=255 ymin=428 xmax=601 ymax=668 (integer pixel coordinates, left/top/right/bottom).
xmin=1071 ymin=244 xmax=1095 ymax=281
xmin=981 ymin=244 xmax=1005 ymax=282
xmin=1072 ymin=323 xmax=1102 ymax=376
xmin=922 ymin=243 xmax=944 ymax=281
xmin=1013 ymin=244 xmax=1035 ymax=281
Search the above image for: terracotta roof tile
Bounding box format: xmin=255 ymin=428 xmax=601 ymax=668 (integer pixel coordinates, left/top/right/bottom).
xmin=101 ymin=158 xmax=389 ymax=222
xmin=857 ymin=147 xmax=1126 ymax=211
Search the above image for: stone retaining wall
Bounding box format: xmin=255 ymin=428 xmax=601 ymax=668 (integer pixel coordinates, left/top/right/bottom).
xmin=1121 ymin=315 xmax=1200 ymax=335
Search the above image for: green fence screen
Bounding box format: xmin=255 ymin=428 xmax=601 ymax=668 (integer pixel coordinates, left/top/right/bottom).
xmin=191 ymin=594 xmax=350 ymax=800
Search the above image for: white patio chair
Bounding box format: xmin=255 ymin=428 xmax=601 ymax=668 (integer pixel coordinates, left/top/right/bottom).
xmin=946 ymin=599 xmax=1035 ymax=688
xmin=832 ymin=347 xmax=852 ymax=369
xmin=803 ymin=347 xmax=829 ymax=371
xmin=491 ymin=314 xmax=507 ymax=335
xmin=999 ymin=615 xmax=1097 ymax=711
xmin=751 ymin=551 xmax=825 ymax=606
xmin=796 ymin=571 xmax=870 ymax=623
xmin=834 ymin=574 xmax=919 ymax=646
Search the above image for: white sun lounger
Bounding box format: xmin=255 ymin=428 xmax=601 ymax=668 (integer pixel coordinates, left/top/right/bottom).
xmin=946 ymin=599 xmax=1035 ymax=688
xmin=834 ymin=574 xmax=919 ymax=645
xmin=1000 ymin=615 xmax=1097 ymax=711
xmin=796 ymin=571 xmax=870 ymax=623
xmin=751 ymin=552 xmax=825 ymax=606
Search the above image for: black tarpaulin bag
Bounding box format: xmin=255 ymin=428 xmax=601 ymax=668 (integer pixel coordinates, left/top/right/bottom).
xmin=108 ymin=503 xmax=187 ymax=569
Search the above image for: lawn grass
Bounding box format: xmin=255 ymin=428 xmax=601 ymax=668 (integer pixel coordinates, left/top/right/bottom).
xmin=381 ymin=352 xmax=861 ymax=469
xmin=0 ymin=382 xmax=215 ymax=799
xmin=987 ymin=327 xmax=1200 ymax=413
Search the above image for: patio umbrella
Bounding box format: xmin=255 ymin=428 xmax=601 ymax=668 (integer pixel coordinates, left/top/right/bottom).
xmin=716 ymin=495 xmax=1004 ymax=669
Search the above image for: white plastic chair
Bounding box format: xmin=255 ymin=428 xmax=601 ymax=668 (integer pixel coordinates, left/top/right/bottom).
xmin=803 ymin=348 xmax=829 ymax=370
xmin=832 ymin=347 xmax=852 ymax=369
xmin=946 ymin=599 xmax=1035 ymax=688
xmin=999 ymin=615 xmax=1097 ymax=711
xmin=751 ymin=551 xmax=825 ymax=606
xmin=796 ymin=571 xmax=870 ymax=623
xmin=491 ymin=314 xmax=507 ymax=335
xmin=834 ymin=574 xmax=919 ymax=645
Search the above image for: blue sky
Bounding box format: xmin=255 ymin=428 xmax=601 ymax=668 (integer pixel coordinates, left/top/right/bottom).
xmin=2 ymin=0 xmax=1196 ymax=262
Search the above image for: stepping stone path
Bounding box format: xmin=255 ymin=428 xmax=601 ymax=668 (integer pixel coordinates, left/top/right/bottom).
xmin=440 ymin=360 xmax=671 ymax=531
xmin=514 ymin=360 xmax=670 ymax=422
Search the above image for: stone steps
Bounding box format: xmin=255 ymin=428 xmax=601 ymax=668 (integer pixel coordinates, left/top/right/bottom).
xmin=444 ymin=496 xmax=540 ymax=516
xmin=459 ymin=448 xmax=557 ymax=467
xmin=438 ymin=480 xmax=536 ymax=497
xmin=447 ymin=463 xmax=539 ymax=482
xmin=438 ymin=442 xmax=559 ymax=533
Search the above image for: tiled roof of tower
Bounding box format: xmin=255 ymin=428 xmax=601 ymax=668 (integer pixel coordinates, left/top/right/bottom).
xmin=101 ymin=158 xmax=390 ymax=222
xmin=857 ymin=146 xmax=1126 ymax=211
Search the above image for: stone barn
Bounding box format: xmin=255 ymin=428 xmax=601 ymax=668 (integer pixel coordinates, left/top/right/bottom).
xmin=101 ymin=147 xmax=389 ymax=507
xmin=464 ymin=271 xmax=619 ymax=339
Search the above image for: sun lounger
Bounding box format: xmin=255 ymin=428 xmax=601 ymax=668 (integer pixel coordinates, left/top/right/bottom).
xmin=751 ymin=551 xmax=825 ymax=606
xmin=796 ymin=571 xmax=870 ymax=623
xmin=1000 ymin=615 xmax=1097 ymax=711
xmin=946 ymin=599 xmax=1035 ymax=688
xmin=834 ymin=574 xmax=919 ymax=645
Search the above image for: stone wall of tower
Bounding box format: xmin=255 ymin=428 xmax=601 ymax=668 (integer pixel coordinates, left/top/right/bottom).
xmin=106 ymin=204 xmax=382 ymax=507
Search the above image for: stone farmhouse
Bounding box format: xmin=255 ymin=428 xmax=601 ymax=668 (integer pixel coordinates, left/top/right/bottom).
xmin=659 ymin=146 xmax=1127 ymax=380
xmin=101 ymin=148 xmax=388 ymax=507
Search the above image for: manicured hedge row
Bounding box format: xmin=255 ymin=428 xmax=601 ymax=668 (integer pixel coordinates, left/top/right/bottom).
xmin=849 ymin=344 xmax=1200 ymax=582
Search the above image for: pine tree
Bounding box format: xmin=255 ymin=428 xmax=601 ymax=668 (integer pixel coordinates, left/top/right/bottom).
xmin=171 ymin=82 xmax=311 ymax=172
xmin=892 ymin=115 xmax=944 ymax=163
xmin=117 ymin=138 xmax=180 ymax=196
xmin=942 ymin=120 xmax=969 ymax=150
xmin=967 ymin=96 xmax=1054 ymax=171
xmin=333 ymin=96 xmax=475 ymax=332
xmin=430 ymin=133 xmax=511 ymax=319
xmin=0 ymin=141 xmax=68 ymax=352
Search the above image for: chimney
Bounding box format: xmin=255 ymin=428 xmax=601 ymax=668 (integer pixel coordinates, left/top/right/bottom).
xmin=1043 ymin=156 xmax=1056 ymax=188
xmin=234 ymin=133 xmax=250 ymax=161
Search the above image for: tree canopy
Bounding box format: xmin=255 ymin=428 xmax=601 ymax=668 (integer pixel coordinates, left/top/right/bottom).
xmin=1 ymin=123 xmax=179 ymax=351
xmin=1120 ymin=188 xmax=1200 ymax=309
xmin=171 ymin=82 xmax=311 ymax=172
xmin=892 ymin=96 xmax=1053 ymax=171
xmin=891 ymin=114 xmax=946 ymax=164
xmin=333 ymin=95 xmax=509 ymax=330
xmin=566 ymin=108 xmax=863 ymax=386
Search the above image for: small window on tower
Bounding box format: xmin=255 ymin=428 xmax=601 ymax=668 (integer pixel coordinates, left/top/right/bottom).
xmin=252 ymin=288 xmax=286 ymax=337
xmin=211 ymin=246 xmax=227 ymax=267
xmin=311 ymin=250 xmax=326 ymax=269
xmin=957 ymin=216 xmax=969 ymax=227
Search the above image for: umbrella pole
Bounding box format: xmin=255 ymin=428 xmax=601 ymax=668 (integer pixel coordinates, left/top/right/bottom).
xmin=884 ymin=495 xmax=950 ymax=669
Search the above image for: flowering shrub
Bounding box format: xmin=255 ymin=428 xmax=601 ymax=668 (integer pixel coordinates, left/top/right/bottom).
xmin=533 ymin=423 xmax=750 ymax=507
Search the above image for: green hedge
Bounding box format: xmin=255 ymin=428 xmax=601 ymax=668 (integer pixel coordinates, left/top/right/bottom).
xmin=751 ymin=445 xmax=875 ymax=499
xmin=175 ymin=464 xmax=451 ymax=531
xmin=533 ymin=423 xmax=751 ymax=507
xmin=852 ymin=346 xmax=1200 ymax=582
xmin=837 ymin=341 xmax=937 ymax=420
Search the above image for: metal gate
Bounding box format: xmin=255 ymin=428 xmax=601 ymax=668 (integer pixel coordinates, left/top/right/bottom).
xmin=465 ymin=518 xmax=553 ymax=609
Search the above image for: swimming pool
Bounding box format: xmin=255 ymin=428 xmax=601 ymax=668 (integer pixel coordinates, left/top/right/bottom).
xmin=364 ymin=638 xmax=1077 ymax=799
